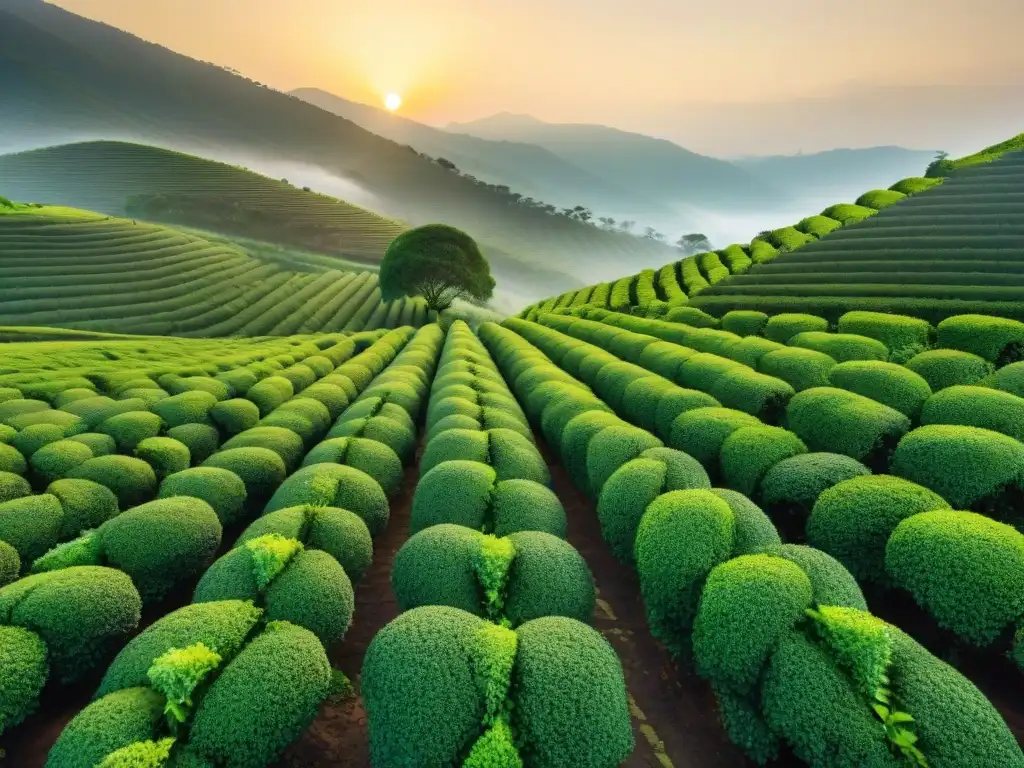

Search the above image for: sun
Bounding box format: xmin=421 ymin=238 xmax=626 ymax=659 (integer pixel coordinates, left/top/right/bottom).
xmin=384 ymin=93 xmax=402 ymax=112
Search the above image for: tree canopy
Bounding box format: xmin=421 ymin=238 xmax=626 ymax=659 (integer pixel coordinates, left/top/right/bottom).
xmin=379 ymin=224 xmax=495 ymax=313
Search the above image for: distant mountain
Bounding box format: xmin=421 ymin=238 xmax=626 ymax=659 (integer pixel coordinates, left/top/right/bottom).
xmin=732 ymin=146 xmax=938 ymax=197
xmin=290 ymin=88 xmax=660 ymax=217
xmin=445 ymin=112 xmax=790 ymax=211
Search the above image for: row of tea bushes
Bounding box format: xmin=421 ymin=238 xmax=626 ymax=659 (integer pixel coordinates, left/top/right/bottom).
xmin=362 ymin=321 xmax=633 ymax=767
xmin=479 ymin=320 xmax=1024 ymax=767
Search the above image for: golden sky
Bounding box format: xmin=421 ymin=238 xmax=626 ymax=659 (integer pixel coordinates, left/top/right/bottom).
xmin=50 ymin=0 xmax=1023 ymax=153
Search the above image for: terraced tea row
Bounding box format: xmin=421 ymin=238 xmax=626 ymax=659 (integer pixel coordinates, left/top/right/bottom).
xmin=0 ymin=207 xmax=432 ymax=335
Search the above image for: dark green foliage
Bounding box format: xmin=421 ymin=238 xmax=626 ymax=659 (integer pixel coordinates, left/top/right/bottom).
xmin=97 ymin=600 xmax=262 ymax=697
xmin=45 ymin=687 xmax=166 ymax=768
xmin=775 ymin=544 xmax=867 ymax=611
xmin=134 ymin=437 xmax=190 ymax=480
xmin=222 ymin=426 xmax=304 ymax=473
xmin=652 ymin=388 xmax=721 ymax=441
xmin=165 ymin=424 xmax=220 ymax=464
xmin=0 ymin=493 xmax=65 ymax=563
xmin=380 ymin=224 xmax=495 ymax=311
xmin=891 ymin=425 xmax=1024 ymax=516
xmin=708 ymin=369 xmax=795 ymax=423
xmin=634 ymin=490 xmax=735 ymax=654
xmin=210 ymin=398 xmax=261 ymax=436
xmin=0 ymin=443 xmax=27 ymax=476
xmin=301 ymin=437 xmax=404 ymax=497
xmin=0 ymin=471 xmax=31 ymax=504
xmin=0 ymin=539 xmax=20 ymax=586
xmin=201 ymin=447 xmax=287 ymax=502
xmin=904 ymin=349 xmax=993 ymax=391
xmin=362 ymin=606 xmax=487 ymax=767
xmin=667 ymin=407 xmax=760 ymax=471
xmin=693 ymin=555 xmax=812 ymax=695
xmin=188 ymin=621 xmax=331 ymax=768
xmin=597 ymin=449 xmax=711 ymax=565
xmin=512 ymin=616 xmax=633 ymax=768
xmin=258 ymin=398 xmax=331 ymax=446
xmin=490 ymin=480 xmax=567 ymax=538
xmin=763 ymin=313 xmax=829 ymax=343
xmin=47 ymin=478 xmax=120 ymax=538
xmin=722 ymin=310 xmax=769 ymax=337
xmin=29 ymin=439 xmax=94 ymax=485
xmin=714 ymin=686 xmax=779 ymax=764
xmin=504 ymin=531 xmax=595 ymax=625
xmin=921 ymin=385 xmax=1024 ymax=442
xmin=0 ymin=625 xmax=47 ymax=733
xmin=420 ymin=428 xmax=488 ymax=475
xmin=886 ymin=510 xmax=1024 ymax=646
xmin=719 ymin=426 xmax=807 ymax=497
xmin=263 ymin=463 xmax=390 ymax=536
xmin=980 ymin=361 xmax=1024 ymax=398
xmin=246 ymin=376 xmax=295 ymax=417
xmin=98 ymin=497 xmax=222 ymax=602
xmin=299 ymin=382 xmax=351 ymax=420
xmin=785 ymin=387 xmax=910 ymax=470
xmin=330 ymin=415 xmax=416 ymax=464
xmin=937 ymin=313 xmax=1024 ymax=364
xmin=586 ymin=425 xmax=663 ymax=497
xmin=757 ymin=347 xmax=836 ymax=392
xmin=392 ymin=524 xmax=482 ymax=615
xmin=759 ymin=453 xmax=871 ymax=541
xmin=158 ymin=467 xmax=247 ymax=526
xmin=827 ymin=360 xmax=931 ymax=419
xmin=488 ymin=428 xmax=549 ymax=484
xmin=68 ymin=455 xmax=158 ymax=507
xmin=806 ymin=475 xmax=950 ymax=585
xmin=66 ymin=432 xmax=117 ymax=456
xmin=711 ymin=489 xmax=782 ymax=556
xmin=0 ymin=566 xmax=141 ymax=682
xmin=151 ymin=391 xmax=218 ymax=428
xmin=410 ymin=461 xmax=495 ymax=534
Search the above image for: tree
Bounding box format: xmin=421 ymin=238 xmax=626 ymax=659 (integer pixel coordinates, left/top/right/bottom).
xmin=379 ymin=224 xmax=495 ymax=313
xmin=676 ymin=232 xmax=712 ymax=254
xmin=618 ymin=220 xmax=635 ymax=233
xmin=925 ymin=150 xmax=951 ymax=178
xmin=436 ymin=158 xmax=459 ymax=172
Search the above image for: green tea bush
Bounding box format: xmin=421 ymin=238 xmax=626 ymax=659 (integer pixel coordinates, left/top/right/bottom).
xmin=166 ymin=423 xmax=220 ymax=463
xmin=0 ymin=624 xmax=47 ymax=732
xmin=806 ymin=475 xmax=950 ymax=584
xmin=420 ymin=428 xmax=488 ymax=474
xmin=11 ymin=423 xmax=64 ymax=458
xmin=158 ymin=467 xmax=247 ymax=525
xmin=246 ymin=376 xmax=295 ymax=416
xmin=652 ymin=388 xmax=721 ymax=441
xmin=666 ymin=306 xmax=719 ymax=328
xmin=263 ymin=460 xmax=389 ymax=533
xmin=730 ymin=336 xmax=786 ymax=368
xmin=708 ymin=369 xmax=795 ymax=424
xmin=891 ymin=425 xmax=1024 ymax=518
xmin=97 ymin=497 xmax=222 ymax=601
xmin=904 ymin=349 xmax=993 ymax=391
xmin=66 ymin=432 xmax=117 ymax=457
xmin=0 ymin=443 xmax=28 ymax=476
xmin=827 ymin=360 xmax=931 ymax=419
xmin=920 ymin=385 xmax=1024 ymax=442
xmin=981 ymin=361 xmax=1024 ymax=398
xmin=759 ymin=453 xmax=871 ymax=541
xmin=795 ymin=215 xmax=841 ymax=238
xmin=711 ymin=489 xmax=782 ymax=557
xmin=47 ymin=478 xmax=120 ymax=537
xmin=719 ymin=426 xmax=806 ymax=497
xmin=299 ymin=382 xmax=351 ymax=420
xmin=68 ymin=455 xmax=158 ymax=507
xmin=586 ymin=424 xmax=663 ymax=497
xmin=855 ymin=188 xmax=906 ymax=209
xmin=0 ymin=398 xmax=49 ymax=425
xmin=29 ymin=439 xmax=94 ymax=485
xmin=202 ymin=447 xmax=287 ymax=502
xmin=597 ymin=448 xmax=711 ymax=565
xmin=820 ymin=202 xmax=877 ymax=224
xmin=775 ymin=544 xmax=866 ymax=610
xmin=722 ymin=310 xmax=769 ymax=337
xmin=886 ymin=510 xmax=1024 ymax=646
xmin=937 ymin=314 xmax=1024 ymax=365
xmin=667 ymin=407 xmax=761 ymax=472
xmin=757 ymin=347 xmax=836 ymax=391
xmin=98 ymin=411 xmax=163 ymax=452
xmin=0 ymin=539 xmax=20 ymax=586
xmin=837 ymin=311 xmax=933 ymax=362
xmin=134 ymin=437 xmax=190 ymax=479
xmin=763 ymin=313 xmax=829 ymax=343
xmin=301 ymin=437 xmax=404 ymax=497
xmin=278 ymin=363 xmax=317 ymax=391
xmin=785 ymin=387 xmax=910 ymax=470
xmin=0 ymin=471 xmax=30 ymax=504
xmin=259 ymin=397 xmax=332 ymax=446
xmin=789 ymin=331 xmax=889 ymax=363
xmin=210 ymin=398 xmax=261 ymax=436
xmin=151 ymin=391 xmax=218 ymax=428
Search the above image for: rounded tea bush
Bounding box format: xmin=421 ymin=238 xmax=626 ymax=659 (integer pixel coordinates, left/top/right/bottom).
xmin=668 ymin=407 xmax=761 ymax=473
xmin=757 ymin=347 xmax=836 ymax=392
xmin=904 ymin=348 xmax=993 ymax=391
xmin=301 ymin=437 xmax=404 ymax=497
xmin=837 ymin=311 xmax=933 ymax=361
xmin=759 ymin=452 xmax=870 ymax=540
xmin=0 ymin=624 xmax=47 ymax=731
xmin=392 ymin=524 xmax=482 ymax=615
xmin=29 ymin=438 xmax=94 ymax=485
xmin=722 ymin=310 xmax=769 ymax=337
xmin=937 ymin=313 xmax=1024 ymax=365
xmin=0 ymin=538 xmax=20 ymax=586
xmin=763 ymin=313 xmax=829 ymax=343
xmin=165 ymin=424 xmax=220 ymax=463
xmin=0 ymin=494 xmax=65 ymax=563
xmin=47 ymin=478 xmax=120 ymax=538
xmin=410 ymin=460 xmax=496 ymax=534
xmin=886 ymin=510 xmax=1024 ymax=646
xmin=920 ymin=385 xmax=1024 ymax=442
xmin=980 ymin=361 xmax=1024 ymax=398
xmin=420 ymin=428 xmax=488 ymax=475
xmin=891 ymin=425 xmax=1024 ymax=518
xmin=151 ymin=391 xmax=218 ymax=428
xmin=201 ymin=446 xmax=288 ymax=502
xmin=774 ymin=543 xmax=867 ymax=611
xmin=586 ymin=424 xmax=663 ymax=497
xmin=65 ymin=432 xmax=117 ymax=457
xmin=827 ymin=360 xmax=932 ymax=420
xmin=490 ymin=479 xmax=567 ymax=538
xmin=0 ymin=470 xmax=30 ymax=503
xmin=711 ymin=488 xmax=781 ymax=557
xmin=719 ymin=425 xmax=807 ymax=498
xmin=210 ymin=398 xmax=261 ymax=436
xmin=158 ymin=467 xmax=248 ymax=526
xmin=806 ymin=474 xmax=950 ymax=584
xmin=244 ymin=375 xmax=295 ymax=416
xmin=11 ymin=423 xmax=65 ymax=458
xmin=263 ymin=462 xmax=390 ymax=536
xmin=652 ymin=388 xmax=720 ymax=442
xmin=789 ymin=331 xmax=889 ymax=363
xmin=504 ymin=531 xmax=595 ymax=625
xmin=334 ymin=415 xmax=417 ymax=465
xmin=68 ymin=455 xmax=158 ymax=508
xmin=0 ymin=443 xmax=28 ymax=476
xmin=708 ymin=369 xmax=795 ymax=425
xmin=134 ymin=437 xmax=191 ymax=480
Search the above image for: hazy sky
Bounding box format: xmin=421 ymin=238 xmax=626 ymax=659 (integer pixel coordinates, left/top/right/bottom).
xmin=50 ymin=0 xmax=1024 ymax=155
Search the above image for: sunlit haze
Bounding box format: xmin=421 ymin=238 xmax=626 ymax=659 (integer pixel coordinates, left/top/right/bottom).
xmin=48 ymin=0 xmax=1024 ymax=155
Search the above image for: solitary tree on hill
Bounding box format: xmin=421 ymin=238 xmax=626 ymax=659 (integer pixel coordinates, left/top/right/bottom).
xmin=677 ymin=233 xmax=712 ymax=254
xmin=379 ymin=224 xmax=495 ymax=313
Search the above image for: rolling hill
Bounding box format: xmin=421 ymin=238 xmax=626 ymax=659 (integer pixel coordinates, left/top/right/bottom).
xmin=0 ymin=0 xmax=679 ymax=301
xmin=518 ymin=133 xmax=1024 ymax=323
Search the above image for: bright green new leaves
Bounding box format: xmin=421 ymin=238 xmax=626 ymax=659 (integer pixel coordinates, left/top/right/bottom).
xmin=147 ymin=643 xmax=222 ymax=723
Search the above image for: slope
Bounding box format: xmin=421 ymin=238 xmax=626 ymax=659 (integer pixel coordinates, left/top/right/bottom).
xmin=0 ymin=0 xmax=677 ymax=295
xmin=445 ymin=112 xmax=788 ymax=210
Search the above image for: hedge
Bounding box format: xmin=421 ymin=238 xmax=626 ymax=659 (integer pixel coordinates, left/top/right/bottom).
xmin=827 ymin=360 xmax=932 ymax=419
xmin=47 ymin=478 xmax=120 ymax=538
xmin=151 ymin=391 xmax=218 ymax=428
xmin=0 ymin=471 xmax=30 ymax=505
xmin=67 ymin=455 xmax=159 ymax=508
xmin=708 ymin=368 xmax=795 ymax=424
xmin=134 ymin=437 xmax=190 ymax=480
xmin=166 ymin=424 xmax=221 ymax=464
xmin=158 ymin=467 xmax=248 ymax=526
xmin=246 ymin=376 xmax=295 ymax=416
xmin=936 ymin=314 xmax=1024 ymax=364
xmin=920 ymin=384 xmax=1024 ymax=442
xmin=757 ymin=347 xmax=836 ymax=391
xmin=904 ymin=349 xmax=994 ymax=391
xmin=0 ymin=443 xmax=28 ymax=476
xmin=301 ymin=437 xmax=404 ymax=497
xmin=719 ymin=426 xmax=807 ymax=498
xmin=585 ymin=424 xmax=663 ymax=497
xmin=667 ymin=407 xmax=761 ymax=472
xmin=0 ymin=539 xmax=20 ymax=586
xmin=263 ymin=463 xmax=390 ymax=536
xmin=721 ymin=310 xmax=768 ymax=337
xmin=29 ymin=439 xmax=94 ymax=485
xmin=837 ymin=311 xmax=932 ymax=362
xmin=788 ymin=331 xmax=889 ymax=364
xmin=981 ymin=361 xmax=1024 ymax=398
xmin=201 ymin=447 xmax=288 ymax=502
xmin=763 ymin=313 xmax=829 ymax=343
xmin=98 ymin=411 xmax=163 ymax=453
xmin=10 ymin=423 xmax=64 ymax=458
xmin=806 ymin=475 xmax=951 ymax=584
xmin=774 ymin=543 xmax=867 ymax=611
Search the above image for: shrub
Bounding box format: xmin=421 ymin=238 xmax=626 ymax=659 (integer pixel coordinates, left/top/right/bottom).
xmin=774 ymin=543 xmax=867 ymax=611
xmin=489 ymin=479 xmax=566 ymax=538
xmin=0 ymin=470 xmax=30 ymax=504
xmin=891 ymin=425 xmax=1024 ymax=519
xmin=0 ymin=624 xmax=47 ymax=731
xmin=202 ymin=447 xmax=288 ymax=501
xmin=711 ymin=489 xmax=782 ymax=556
xmin=97 ymin=411 xmax=163 ymax=453
xmin=652 ymin=388 xmax=720 ymax=441
xmin=263 ymin=463 xmax=390 ymax=536
xmin=719 ymin=426 xmax=806 ymax=497
xmin=98 ymin=497 xmax=222 ymax=602
xmin=597 ymin=449 xmax=711 ymax=565
xmin=245 ymin=376 xmax=295 ymax=416
xmin=392 ymin=524 xmax=482 ymax=615
xmin=209 ymin=398 xmax=261 ymax=436
xmin=759 ymin=453 xmax=871 ymax=541
xmin=188 ymin=621 xmax=331 ymax=768
xmin=763 ymin=313 xmax=829 ymax=343
xmin=937 ymin=314 xmax=1024 ymax=365
xmin=837 ymin=312 xmax=932 ymax=362
xmin=0 ymin=443 xmax=27 ymax=476
xmin=151 ymin=391 xmax=218 ymax=428
xmin=134 ymin=437 xmax=191 ymax=479
xmin=904 ymin=349 xmax=993 ymax=391
xmin=66 ymin=431 xmax=116 ymax=456
xmin=0 ymin=566 xmax=141 ymax=682
xmin=981 ymin=361 xmax=1024 ymax=398
xmin=693 ymin=555 xmax=813 ymax=695
xmin=0 ymin=537 xmax=20 ymax=585
xmin=10 ymin=423 xmax=64 ymax=458
xmin=259 ymin=398 xmax=331 ymax=446
xmin=806 ymin=475 xmax=950 ymax=584
xmin=410 ymin=461 xmax=495 ymax=534
xmin=757 ymin=347 xmax=836 ymax=391
xmin=667 ymin=407 xmax=761 ymax=472
xmin=665 ymin=306 xmax=719 ymax=328
xmin=634 ymin=490 xmax=736 ymax=654
xmin=708 ymin=369 xmax=795 ymax=424
xmin=68 ymin=455 xmax=158 ymax=508
xmin=586 ymin=425 xmax=663 ymax=497
xmin=789 ymin=331 xmax=889 ymax=363
xmin=827 ymin=360 xmax=931 ymax=420
xmin=0 ymin=494 xmax=65 ymax=564
xmin=785 ymin=387 xmax=910 ymax=470
xmin=165 ymin=424 xmax=220 ymax=463
xmin=504 ymin=531 xmax=595 ymax=625
xmin=512 ymin=616 xmax=633 ymax=768
xmin=721 ymin=310 xmax=769 ymax=337
xmin=47 ymin=478 xmax=120 ymax=537
xmin=920 ymin=385 xmax=1024 ymax=442
xmin=855 ymin=188 xmax=906 ymax=209
xmin=886 ymin=510 xmax=1024 ymax=646
xmin=158 ymin=467 xmax=247 ymax=526
xmin=29 ymin=439 xmax=94 ymax=485
xmin=299 ymin=382 xmax=352 ymax=420
xmin=301 ymin=437 xmax=404 ymax=497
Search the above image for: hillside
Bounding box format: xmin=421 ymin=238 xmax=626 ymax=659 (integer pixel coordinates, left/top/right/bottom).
xmin=446 ymin=112 xmax=788 ymax=210
xmin=0 ymin=0 xmax=678 ymax=298
xmin=290 ymin=87 xmax=661 ymax=217
xmin=518 ymin=133 xmax=1024 ymax=324
xmin=0 ymin=203 xmax=434 ymax=335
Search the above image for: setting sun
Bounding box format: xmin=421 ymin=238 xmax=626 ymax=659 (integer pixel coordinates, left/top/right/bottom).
xmin=384 ymin=93 xmax=402 ymax=112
